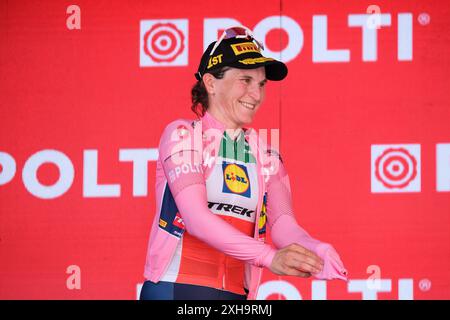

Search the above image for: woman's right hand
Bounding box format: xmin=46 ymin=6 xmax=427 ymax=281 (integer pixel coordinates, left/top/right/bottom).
xmin=269 ymin=243 xmax=324 ymax=277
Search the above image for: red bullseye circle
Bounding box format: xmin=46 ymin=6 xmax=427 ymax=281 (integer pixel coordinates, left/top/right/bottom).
xmin=383 ymin=155 xmax=409 ymax=181
xmin=151 ymin=30 xmax=177 ymax=55
xmin=160 ymin=39 xmax=168 ymax=47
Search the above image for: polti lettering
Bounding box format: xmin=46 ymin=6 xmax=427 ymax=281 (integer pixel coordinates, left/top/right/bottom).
xmin=204 ymin=12 xmax=414 ymax=63
xmin=2 ymin=142 xmax=447 ymax=198
xmin=207 ymin=54 xmax=223 ymax=69
xmin=257 ymin=278 xmax=415 ymax=300
xmin=0 ymin=149 xmax=158 ymax=199
xmin=436 ymin=144 xmax=450 ymax=192
xmin=168 ymin=163 xmax=204 ymax=183
xmin=348 ymin=279 xmax=414 ymax=300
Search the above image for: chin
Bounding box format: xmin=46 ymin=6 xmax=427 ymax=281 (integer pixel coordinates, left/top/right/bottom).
xmin=240 ymin=116 xmax=254 ymax=126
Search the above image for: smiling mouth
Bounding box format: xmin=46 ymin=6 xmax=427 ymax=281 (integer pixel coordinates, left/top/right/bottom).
xmin=239 ymin=100 xmax=257 ymax=110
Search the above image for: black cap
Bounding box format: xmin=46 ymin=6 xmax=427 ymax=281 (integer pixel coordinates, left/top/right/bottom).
xmin=195 ymin=37 xmax=288 ymax=81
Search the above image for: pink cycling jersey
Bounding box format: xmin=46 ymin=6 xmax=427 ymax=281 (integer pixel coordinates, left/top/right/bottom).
xmin=143 ymin=111 xmax=347 ymax=299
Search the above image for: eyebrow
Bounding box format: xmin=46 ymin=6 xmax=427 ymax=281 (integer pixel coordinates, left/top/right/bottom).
xmin=239 ymin=75 xmax=268 ymax=85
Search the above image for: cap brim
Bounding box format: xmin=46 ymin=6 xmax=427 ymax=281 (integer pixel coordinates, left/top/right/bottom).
xmin=264 ymin=60 xmax=288 ymax=81
xmin=228 ymin=59 xmax=288 ymax=81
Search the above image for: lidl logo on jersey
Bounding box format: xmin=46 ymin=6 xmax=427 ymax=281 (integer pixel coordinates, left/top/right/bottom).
xmin=140 ymin=19 xmax=188 ymax=67
xmin=222 ymin=162 xmax=251 ymax=198
xmin=371 ymin=144 xmax=421 ymax=193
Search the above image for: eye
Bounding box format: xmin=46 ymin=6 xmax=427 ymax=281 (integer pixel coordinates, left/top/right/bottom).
xmin=241 ymin=78 xmax=251 ymax=84
xmin=259 ymin=81 xmax=267 ymax=88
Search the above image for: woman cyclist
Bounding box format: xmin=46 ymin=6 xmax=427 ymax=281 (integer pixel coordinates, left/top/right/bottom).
xmin=140 ymin=26 xmax=347 ymax=300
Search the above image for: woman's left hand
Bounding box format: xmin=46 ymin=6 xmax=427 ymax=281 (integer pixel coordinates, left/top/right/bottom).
xmin=311 ymin=243 xmax=348 ymax=281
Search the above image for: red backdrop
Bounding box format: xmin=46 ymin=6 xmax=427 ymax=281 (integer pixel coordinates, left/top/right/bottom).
xmin=1 ymin=0 xmax=449 ymax=299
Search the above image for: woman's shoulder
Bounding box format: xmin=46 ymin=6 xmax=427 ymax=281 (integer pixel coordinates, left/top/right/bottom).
xmin=163 ymin=117 xmax=197 ymax=130
xmin=160 ymin=117 xmax=199 ymax=137
xmin=158 ymin=117 xmax=202 ymax=151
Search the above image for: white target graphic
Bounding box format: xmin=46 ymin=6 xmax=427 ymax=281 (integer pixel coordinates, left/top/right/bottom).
xmin=371 ymin=144 xmax=421 ymax=193
xmin=140 ymin=19 xmax=188 ymax=67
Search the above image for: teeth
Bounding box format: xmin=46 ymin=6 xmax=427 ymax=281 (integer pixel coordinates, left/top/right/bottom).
xmin=239 ymin=101 xmax=256 ymax=110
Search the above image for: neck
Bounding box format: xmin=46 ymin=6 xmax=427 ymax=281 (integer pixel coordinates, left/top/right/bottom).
xmin=226 ymin=128 xmax=243 ymax=140
xmin=207 ymin=103 xmax=241 ymax=130
xmin=206 ymin=105 xmax=244 ymax=140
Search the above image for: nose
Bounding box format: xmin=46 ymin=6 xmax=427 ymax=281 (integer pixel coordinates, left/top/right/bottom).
xmin=248 ymin=82 xmax=263 ymax=102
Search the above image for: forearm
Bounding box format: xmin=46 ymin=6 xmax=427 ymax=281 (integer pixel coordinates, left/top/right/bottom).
xmin=265 ymin=160 xmax=347 ymax=280
xmin=270 ymin=213 xmax=321 ymax=251
xmin=175 ymin=183 xmax=276 ymax=268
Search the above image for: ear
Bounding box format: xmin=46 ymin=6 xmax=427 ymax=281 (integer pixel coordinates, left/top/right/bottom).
xmin=202 ymin=73 xmax=216 ymax=95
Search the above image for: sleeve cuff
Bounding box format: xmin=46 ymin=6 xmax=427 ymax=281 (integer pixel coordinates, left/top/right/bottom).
xmin=258 ymin=246 xmax=277 ymax=269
